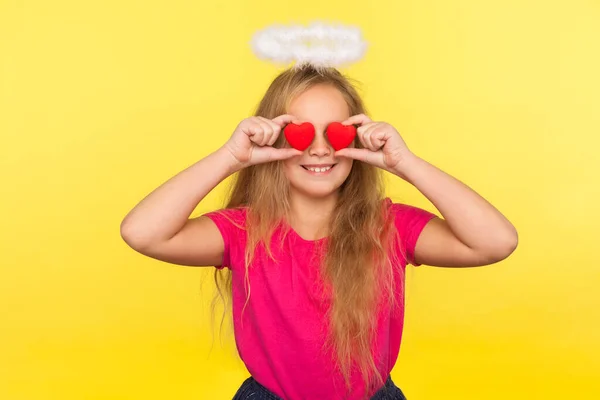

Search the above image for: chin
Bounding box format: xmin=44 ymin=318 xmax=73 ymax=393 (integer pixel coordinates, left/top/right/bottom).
xmin=294 ymin=184 xmax=342 ymax=199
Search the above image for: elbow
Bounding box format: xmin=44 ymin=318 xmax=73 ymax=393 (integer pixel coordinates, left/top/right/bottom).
xmin=120 ymin=224 xmax=136 ymax=248
xmin=120 ymin=221 xmax=146 ymax=250
xmin=506 ymin=226 xmax=519 ymax=254
xmin=487 ymin=229 xmax=519 ymax=263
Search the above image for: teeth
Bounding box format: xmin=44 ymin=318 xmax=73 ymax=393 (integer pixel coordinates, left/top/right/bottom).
xmin=307 ymin=166 xmax=331 ymax=173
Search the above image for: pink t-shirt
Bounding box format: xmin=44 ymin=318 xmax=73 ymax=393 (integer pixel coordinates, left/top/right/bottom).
xmin=204 ymin=198 xmax=436 ymax=400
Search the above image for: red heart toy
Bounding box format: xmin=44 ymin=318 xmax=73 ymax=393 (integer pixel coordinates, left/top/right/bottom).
xmin=326 ymin=122 xmax=356 ymax=151
xmin=284 ymin=122 xmax=315 ymax=151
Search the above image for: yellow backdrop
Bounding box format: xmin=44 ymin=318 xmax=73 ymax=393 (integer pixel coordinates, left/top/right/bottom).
xmin=1 ymin=0 xmax=599 ymax=399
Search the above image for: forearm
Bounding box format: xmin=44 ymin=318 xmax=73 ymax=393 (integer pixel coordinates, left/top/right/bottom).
xmin=393 ymin=153 xmax=518 ymax=252
xmin=120 ymin=146 xmax=241 ymax=246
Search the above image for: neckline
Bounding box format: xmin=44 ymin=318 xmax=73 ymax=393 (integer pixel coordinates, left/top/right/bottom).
xmin=287 ymin=225 xmax=328 ymax=244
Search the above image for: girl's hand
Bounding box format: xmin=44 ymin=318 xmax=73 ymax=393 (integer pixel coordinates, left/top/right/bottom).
xmin=223 ymin=115 xmax=303 ymax=169
xmin=335 ymin=114 xmax=414 ymax=174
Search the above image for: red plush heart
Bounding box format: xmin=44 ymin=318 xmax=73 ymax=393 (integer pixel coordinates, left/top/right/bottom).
xmin=284 ymin=122 xmax=315 ymax=151
xmin=326 ymin=122 xmax=356 ymax=150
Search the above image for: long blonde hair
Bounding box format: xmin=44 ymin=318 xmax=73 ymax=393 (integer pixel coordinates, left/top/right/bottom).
xmin=210 ymin=65 xmax=403 ymax=396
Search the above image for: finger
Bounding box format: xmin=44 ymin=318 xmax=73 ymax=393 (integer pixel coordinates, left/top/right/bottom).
xmin=363 ymin=132 xmax=377 ymax=151
xmin=257 ymin=116 xmax=281 ymax=133
xmin=335 ymin=148 xmax=373 ymax=163
xmin=357 ymin=129 xmax=369 ymax=149
xmin=341 ymin=113 xmax=372 ymax=127
xmin=269 ymin=147 xmax=303 ymax=161
xmin=267 ymin=132 xmax=280 ymax=147
xmin=255 ymin=119 xmax=273 ymax=146
xmin=357 ymin=121 xmax=377 ymax=136
xmin=257 ymin=117 xmax=283 ymax=146
xmin=363 ymin=125 xmax=381 ymax=150
xmin=249 ymin=124 xmax=265 ymax=145
xmin=371 ymin=129 xmax=386 ymax=149
xmin=243 ymin=123 xmax=257 ymax=137
xmin=271 ymin=114 xmax=299 ymax=127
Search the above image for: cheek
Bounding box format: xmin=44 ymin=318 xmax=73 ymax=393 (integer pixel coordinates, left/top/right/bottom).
xmin=282 ymin=160 xmax=297 ymax=179
xmin=337 ymin=159 xmax=354 ymax=177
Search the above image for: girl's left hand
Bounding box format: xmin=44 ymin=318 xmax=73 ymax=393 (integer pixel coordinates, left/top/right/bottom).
xmin=334 ymin=114 xmax=414 ymax=173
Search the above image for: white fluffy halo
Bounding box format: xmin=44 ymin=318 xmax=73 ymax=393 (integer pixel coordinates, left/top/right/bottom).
xmin=250 ymin=21 xmax=368 ymax=70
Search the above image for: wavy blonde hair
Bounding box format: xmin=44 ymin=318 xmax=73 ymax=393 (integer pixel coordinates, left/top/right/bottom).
xmin=210 ymin=65 xmax=403 ymax=397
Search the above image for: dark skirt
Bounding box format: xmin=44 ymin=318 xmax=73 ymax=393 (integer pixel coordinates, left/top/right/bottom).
xmin=232 ymin=374 xmax=407 ymax=400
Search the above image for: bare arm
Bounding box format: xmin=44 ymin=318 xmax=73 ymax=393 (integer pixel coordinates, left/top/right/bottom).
xmin=336 ymin=113 xmax=518 ymax=268
xmin=120 ymin=147 xmax=239 ymax=247
xmin=119 ymin=147 xmax=239 ymax=266
xmin=119 ymin=115 xmax=301 ymax=267
xmin=396 ymin=154 xmax=518 ymax=267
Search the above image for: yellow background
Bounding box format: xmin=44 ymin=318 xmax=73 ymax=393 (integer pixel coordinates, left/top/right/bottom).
xmin=1 ymin=0 xmax=599 ymax=399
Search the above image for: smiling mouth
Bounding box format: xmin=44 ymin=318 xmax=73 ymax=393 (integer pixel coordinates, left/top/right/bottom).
xmin=301 ymin=164 xmax=336 ymax=173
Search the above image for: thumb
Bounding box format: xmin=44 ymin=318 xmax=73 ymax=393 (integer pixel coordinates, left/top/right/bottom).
xmin=335 ymin=148 xmax=370 ymax=162
xmin=270 ymin=147 xmax=303 ymax=161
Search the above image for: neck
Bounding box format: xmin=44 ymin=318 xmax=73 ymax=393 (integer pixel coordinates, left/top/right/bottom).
xmin=288 ymin=190 xmax=339 ymax=240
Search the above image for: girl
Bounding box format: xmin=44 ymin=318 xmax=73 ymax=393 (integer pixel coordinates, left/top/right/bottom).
xmin=120 ymin=65 xmax=518 ymax=399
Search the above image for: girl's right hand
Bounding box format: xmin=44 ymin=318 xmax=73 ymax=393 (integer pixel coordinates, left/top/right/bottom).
xmin=222 ymin=115 xmax=303 ymax=170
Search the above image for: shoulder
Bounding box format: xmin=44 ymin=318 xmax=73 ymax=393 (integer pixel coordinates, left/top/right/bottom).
xmin=383 ymin=197 xmax=437 ymax=225
xmin=203 ymin=206 xmax=248 ymax=232
xmin=383 ymin=197 xmax=438 ymax=265
xmin=390 ymin=201 xmax=438 ymax=240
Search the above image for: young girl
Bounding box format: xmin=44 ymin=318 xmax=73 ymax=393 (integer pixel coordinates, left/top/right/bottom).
xmin=120 ymin=28 xmax=518 ymax=400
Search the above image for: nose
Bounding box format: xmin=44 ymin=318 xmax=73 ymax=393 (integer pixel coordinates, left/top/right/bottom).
xmin=308 ymin=131 xmax=332 ymax=157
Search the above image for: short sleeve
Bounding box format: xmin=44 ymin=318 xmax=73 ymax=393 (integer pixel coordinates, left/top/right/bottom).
xmin=389 ymin=199 xmax=437 ymax=266
xmin=202 ymin=207 xmax=247 ymax=270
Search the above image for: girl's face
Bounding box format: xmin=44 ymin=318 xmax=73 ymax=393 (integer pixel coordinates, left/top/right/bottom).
xmin=283 ymin=84 xmax=354 ymax=199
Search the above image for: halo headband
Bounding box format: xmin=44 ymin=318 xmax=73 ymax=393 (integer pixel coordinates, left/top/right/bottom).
xmin=250 ymin=22 xmax=368 ymax=70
